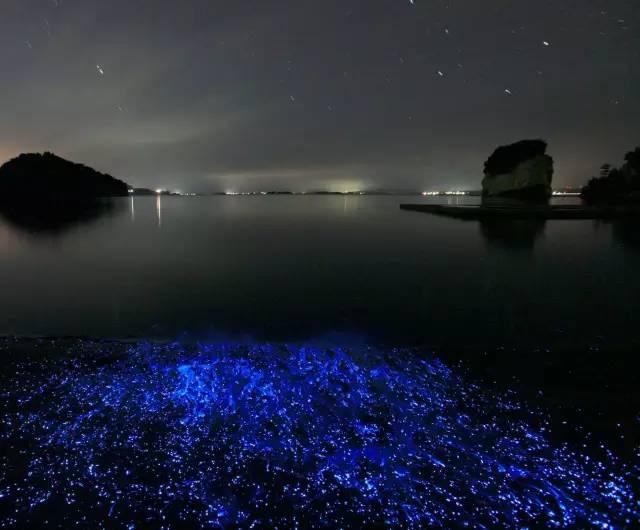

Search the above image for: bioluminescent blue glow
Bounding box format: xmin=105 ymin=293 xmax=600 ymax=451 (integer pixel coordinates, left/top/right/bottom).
xmin=0 ymin=339 xmax=637 ymax=528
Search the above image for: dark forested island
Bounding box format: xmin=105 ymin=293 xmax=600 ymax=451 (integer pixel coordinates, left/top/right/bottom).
xmin=0 ymin=152 xmax=130 ymax=234
xmin=0 ymin=152 xmax=130 ymax=201
xmin=582 ymin=147 xmax=640 ymax=204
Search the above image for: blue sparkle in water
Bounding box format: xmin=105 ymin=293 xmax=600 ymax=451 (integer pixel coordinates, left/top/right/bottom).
xmin=0 ymin=339 xmax=637 ymax=528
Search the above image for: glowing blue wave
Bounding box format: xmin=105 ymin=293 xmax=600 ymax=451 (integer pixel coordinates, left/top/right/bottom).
xmin=0 ymin=340 xmax=637 ymax=528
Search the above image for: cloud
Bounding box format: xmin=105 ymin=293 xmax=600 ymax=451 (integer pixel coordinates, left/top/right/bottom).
xmin=1 ymin=0 xmax=639 ymax=191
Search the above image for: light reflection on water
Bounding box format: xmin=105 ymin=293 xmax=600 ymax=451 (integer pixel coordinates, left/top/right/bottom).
xmin=156 ymin=194 xmax=162 ymax=228
xmin=0 ymin=195 xmax=638 ymax=347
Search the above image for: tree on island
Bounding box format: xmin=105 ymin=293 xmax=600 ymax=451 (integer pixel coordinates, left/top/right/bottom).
xmin=599 ymin=164 xmax=612 ymax=179
xmin=0 ymin=152 xmax=130 ymax=202
xmin=625 ymin=147 xmax=640 ymax=173
xmin=483 ymin=139 xmax=548 ymax=177
xmin=582 ymin=147 xmax=640 ymax=203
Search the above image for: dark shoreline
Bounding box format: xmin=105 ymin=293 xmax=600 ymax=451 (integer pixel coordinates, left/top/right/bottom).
xmin=400 ymin=203 xmax=640 ymax=219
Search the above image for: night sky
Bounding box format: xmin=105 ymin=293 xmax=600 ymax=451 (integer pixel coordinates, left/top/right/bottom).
xmin=1 ymin=0 xmax=638 ymax=192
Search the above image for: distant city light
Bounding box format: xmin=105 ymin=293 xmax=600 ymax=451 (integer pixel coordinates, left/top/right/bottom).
xmin=423 ymin=190 xmax=467 ymax=196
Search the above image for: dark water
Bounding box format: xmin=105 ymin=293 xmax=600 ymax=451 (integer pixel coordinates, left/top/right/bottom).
xmin=1 ymin=195 xmax=639 ymax=348
xmin=1 ymin=196 xmax=639 ymax=528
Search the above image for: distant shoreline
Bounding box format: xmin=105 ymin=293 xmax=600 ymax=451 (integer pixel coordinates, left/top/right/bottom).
xmin=128 ymin=189 xmax=582 ymax=197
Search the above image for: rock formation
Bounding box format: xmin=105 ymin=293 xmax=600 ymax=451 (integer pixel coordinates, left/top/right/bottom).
xmin=481 ymin=140 xmax=553 ymax=200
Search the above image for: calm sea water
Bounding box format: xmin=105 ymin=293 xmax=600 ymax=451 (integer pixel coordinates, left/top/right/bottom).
xmin=1 ymin=195 xmax=639 ymax=348
xmin=1 ymin=196 xmax=639 ymax=528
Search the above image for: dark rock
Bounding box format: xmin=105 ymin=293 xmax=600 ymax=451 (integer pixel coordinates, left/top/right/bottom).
xmin=482 ymin=140 xmax=553 ymax=199
xmin=483 ymin=140 xmax=548 ymax=177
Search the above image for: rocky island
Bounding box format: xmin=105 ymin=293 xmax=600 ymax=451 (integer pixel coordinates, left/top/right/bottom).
xmin=481 ymin=139 xmax=554 ymax=200
xmin=400 ymin=139 xmax=640 ymax=220
xmin=0 ymin=152 xmax=130 ymax=202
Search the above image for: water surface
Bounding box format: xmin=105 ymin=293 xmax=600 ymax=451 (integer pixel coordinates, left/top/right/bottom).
xmin=1 ymin=196 xmax=639 ymax=527
xmin=1 ymin=195 xmax=639 ymax=347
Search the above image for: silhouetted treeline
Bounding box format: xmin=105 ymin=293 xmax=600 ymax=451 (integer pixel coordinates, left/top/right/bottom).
xmin=582 ymin=147 xmax=640 ymax=203
xmin=0 ymin=152 xmax=130 ymax=201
